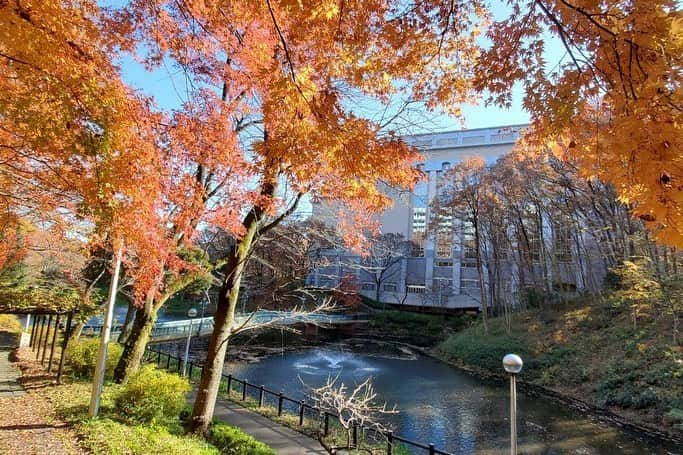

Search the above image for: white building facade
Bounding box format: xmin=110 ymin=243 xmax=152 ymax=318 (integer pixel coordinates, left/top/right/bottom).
xmin=309 ymin=124 xmax=596 ymax=310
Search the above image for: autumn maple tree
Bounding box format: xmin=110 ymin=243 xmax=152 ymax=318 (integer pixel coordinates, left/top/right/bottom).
xmin=476 ymin=0 xmax=682 ymax=245
xmin=0 ymin=0 xmax=182 ymax=357
xmin=0 ymin=0 xmax=166 ymax=281
xmin=106 ymin=0 xmax=496 ymax=433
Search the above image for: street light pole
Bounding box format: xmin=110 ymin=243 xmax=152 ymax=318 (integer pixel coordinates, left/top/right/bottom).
xmin=182 ymin=308 xmax=198 ymax=377
xmin=503 ymin=353 xmax=523 ymax=455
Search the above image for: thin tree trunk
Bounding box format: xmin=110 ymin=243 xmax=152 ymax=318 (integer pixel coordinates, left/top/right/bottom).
xmin=68 ymin=318 xmax=86 ymax=343
xmin=474 ymin=218 xmax=488 ymax=334
xmin=113 ymin=294 xmax=157 ymax=383
xmin=117 ymin=300 xmax=137 ymax=344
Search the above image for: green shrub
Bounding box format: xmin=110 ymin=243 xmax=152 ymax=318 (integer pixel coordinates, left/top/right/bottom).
xmin=209 ymin=423 xmax=276 ymax=455
xmin=66 ymin=338 xmax=123 ymax=380
xmin=115 ymin=364 xmax=190 ymax=425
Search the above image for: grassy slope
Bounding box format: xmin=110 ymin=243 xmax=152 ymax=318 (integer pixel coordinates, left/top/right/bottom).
xmin=434 ymin=304 xmax=683 ymax=433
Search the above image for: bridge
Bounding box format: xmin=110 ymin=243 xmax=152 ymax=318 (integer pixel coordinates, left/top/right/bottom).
xmin=84 ymin=310 xmax=370 ymax=343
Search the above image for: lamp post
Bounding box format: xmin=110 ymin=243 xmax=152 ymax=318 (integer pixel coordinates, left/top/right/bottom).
xmin=503 ymin=353 xmax=523 ymax=455
xmin=182 ymin=308 xmax=198 ymax=377
xmin=197 ymin=291 xmax=209 ymax=335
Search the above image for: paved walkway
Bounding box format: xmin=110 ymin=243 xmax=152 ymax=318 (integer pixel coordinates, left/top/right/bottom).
xmin=0 ymin=332 xmax=24 ymax=397
xmin=213 ymin=401 xmax=327 ymax=454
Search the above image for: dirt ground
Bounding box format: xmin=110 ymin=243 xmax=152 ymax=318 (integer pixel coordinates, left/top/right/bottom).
xmin=0 ymin=347 xmax=86 ymax=455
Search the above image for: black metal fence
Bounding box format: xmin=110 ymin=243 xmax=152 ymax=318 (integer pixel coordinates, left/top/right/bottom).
xmin=144 ymin=346 xmax=454 ymax=455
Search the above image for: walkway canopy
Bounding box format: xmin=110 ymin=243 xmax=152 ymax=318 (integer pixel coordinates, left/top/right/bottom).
xmin=0 ymin=288 xmax=86 ymax=384
xmin=0 ymin=286 xmax=85 ymax=315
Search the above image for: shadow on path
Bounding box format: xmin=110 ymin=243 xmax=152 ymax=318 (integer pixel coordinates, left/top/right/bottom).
xmin=0 ymin=331 xmax=24 ymax=397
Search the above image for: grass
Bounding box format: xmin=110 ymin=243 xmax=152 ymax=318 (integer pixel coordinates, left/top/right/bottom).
xmin=43 ymin=381 xmax=219 ymax=455
xmin=434 ymin=302 xmax=683 ymax=433
xmin=81 ymin=419 xmax=218 ymax=455
xmin=41 ymin=374 xmax=283 ymax=455
xmin=209 ymin=423 xmax=275 ymax=455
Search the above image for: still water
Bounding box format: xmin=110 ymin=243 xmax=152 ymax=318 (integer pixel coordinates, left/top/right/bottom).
xmin=223 ymin=341 xmax=678 ymax=455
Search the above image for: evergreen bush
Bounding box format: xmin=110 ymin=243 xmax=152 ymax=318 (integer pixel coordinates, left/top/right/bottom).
xmin=115 ymin=364 xmax=190 ymax=425
xmin=66 ymin=338 xmax=123 ymax=379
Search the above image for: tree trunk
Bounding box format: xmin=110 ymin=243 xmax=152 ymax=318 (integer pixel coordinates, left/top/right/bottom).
xmin=113 ymin=295 xmax=157 ymax=383
xmin=117 ymin=301 xmax=137 ymax=344
xmin=188 ymin=288 xmax=236 ymax=435
xmin=189 ymin=226 xmax=256 ymax=435
xmin=68 ymin=318 xmax=86 ymax=344
xmin=474 ymin=218 xmax=488 ymax=334
xmin=673 ymin=308 xmax=679 ymax=346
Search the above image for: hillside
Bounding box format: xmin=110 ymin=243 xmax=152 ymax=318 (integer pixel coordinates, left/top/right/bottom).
xmin=434 ymin=302 xmax=683 ymax=439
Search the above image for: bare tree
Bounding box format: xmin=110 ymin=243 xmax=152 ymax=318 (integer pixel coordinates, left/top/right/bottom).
xmin=307 ymin=376 xmax=397 ymax=453
xmin=347 ymin=233 xmax=411 ymax=307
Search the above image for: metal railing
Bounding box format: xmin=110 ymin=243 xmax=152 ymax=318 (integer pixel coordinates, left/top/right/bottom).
xmin=144 ymin=346 xmax=454 ymax=455
xmin=85 ymin=311 xmax=369 ymax=340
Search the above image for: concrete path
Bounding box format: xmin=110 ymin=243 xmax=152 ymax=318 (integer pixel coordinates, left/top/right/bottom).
xmin=0 ymin=332 xmax=24 ymax=397
xmin=213 ymin=401 xmax=327 ymax=454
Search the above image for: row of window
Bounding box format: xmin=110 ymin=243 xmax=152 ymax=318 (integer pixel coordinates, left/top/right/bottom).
xmin=360 ymin=283 xmax=398 ymax=292
xmin=409 ymin=225 xmax=573 ymax=263
xmin=359 ymin=279 xmax=479 ymax=294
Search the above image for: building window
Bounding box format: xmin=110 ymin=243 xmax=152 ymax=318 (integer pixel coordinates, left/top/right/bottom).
xmin=460 ymin=278 xmax=480 ymax=289
xmin=383 ymin=283 xmax=397 ymax=292
xmin=436 ymin=229 xmax=452 ymax=258
xmin=522 ymin=207 xmax=542 ymax=263
xmin=442 ymin=161 xmax=451 ymax=171
xmin=553 ymin=222 xmax=573 ymax=263
xmin=493 ymin=230 xmax=509 ymax=261
xmin=407 ymin=285 xmax=427 ymax=294
xmin=434 ymin=279 xmax=453 ymax=291
xmin=361 ymin=282 xmax=376 ymax=291
xmin=462 ymin=220 xmax=477 ymax=264
xmin=412 ymin=174 xmax=428 ymax=258
xmin=435 ymin=259 xmax=453 ymax=267
xmin=411 ymin=229 xmax=425 ymax=257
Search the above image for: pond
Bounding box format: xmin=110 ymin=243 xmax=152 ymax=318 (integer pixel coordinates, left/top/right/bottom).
xmin=220 ymin=341 xmax=678 ymax=455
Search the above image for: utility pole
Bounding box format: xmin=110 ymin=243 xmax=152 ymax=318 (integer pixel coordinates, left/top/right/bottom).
xmin=89 ymin=244 xmax=123 ymax=418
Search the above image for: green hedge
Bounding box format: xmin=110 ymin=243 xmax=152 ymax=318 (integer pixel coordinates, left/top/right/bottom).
xmin=435 ymin=324 xmax=532 ymax=372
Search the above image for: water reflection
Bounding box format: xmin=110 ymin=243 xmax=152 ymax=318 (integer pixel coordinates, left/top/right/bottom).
xmin=223 ymin=343 xmax=678 ymax=454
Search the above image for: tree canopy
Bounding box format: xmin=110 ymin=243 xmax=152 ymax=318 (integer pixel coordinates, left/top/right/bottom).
xmin=483 ymin=1 xmax=682 ymax=245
